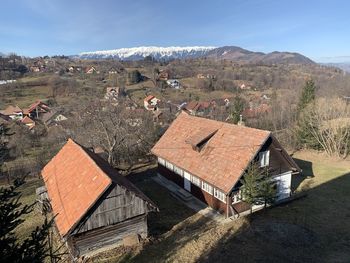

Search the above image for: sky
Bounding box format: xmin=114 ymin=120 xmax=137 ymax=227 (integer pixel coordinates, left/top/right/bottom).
xmin=0 ymin=0 xmax=350 ymax=62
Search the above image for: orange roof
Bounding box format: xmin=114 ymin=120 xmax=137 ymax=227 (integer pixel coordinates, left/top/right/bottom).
xmin=1 ymin=105 xmax=22 ymax=115
xmin=151 ymin=112 xmax=271 ymax=193
xmin=21 ymin=116 xmax=35 ymax=124
xmin=42 ymin=139 xmax=112 ymax=236
xmin=42 ymin=139 xmax=156 ymax=237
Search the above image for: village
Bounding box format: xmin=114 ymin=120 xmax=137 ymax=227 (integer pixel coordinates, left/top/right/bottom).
xmin=1 ymin=52 xmax=350 ymax=263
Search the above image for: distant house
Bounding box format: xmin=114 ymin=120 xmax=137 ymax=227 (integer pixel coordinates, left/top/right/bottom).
xmin=197 ymin=73 xmax=216 ymax=79
xmin=21 ymin=116 xmax=35 ymax=130
xmin=0 ymin=105 xmax=23 ymax=120
xmin=242 ymin=103 xmax=271 ymax=119
xmin=152 ymin=112 xmax=301 ymax=217
xmin=41 ymin=110 xmax=68 ymax=126
xmin=41 ymin=139 xmax=158 ymax=258
xmin=184 ymin=101 xmax=214 ymax=116
xmin=166 ymin=79 xmax=180 ymax=89
xmin=157 ymin=70 xmax=169 ymax=81
xmin=85 ymin=66 xmax=98 ymax=74
xmin=108 ymin=67 xmax=119 ymax=74
xmin=239 ymin=83 xmax=251 ymax=90
xmin=68 ymin=66 xmax=81 ymax=73
xmin=30 ymin=66 xmax=41 ymax=73
xmin=105 ymin=87 xmax=124 ymax=100
xmin=26 ymin=101 xmax=51 ymax=119
xmin=144 ymin=95 xmax=160 ymax=111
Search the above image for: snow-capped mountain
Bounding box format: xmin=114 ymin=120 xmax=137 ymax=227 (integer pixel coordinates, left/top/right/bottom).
xmin=77 ymin=46 xmax=216 ymax=60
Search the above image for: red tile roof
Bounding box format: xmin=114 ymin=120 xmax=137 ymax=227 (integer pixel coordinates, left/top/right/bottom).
xmin=21 ymin=116 xmax=35 ymax=124
xmin=28 ymin=101 xmax=50 ymax=113
xmin=144 ymin=95 xmax=155 ymax=102
xmin=1 ymin=105 xmax=22 ymax=115
xmin=151 ymin=112 xmax=271 ymax=193
xmin=42 ymin=139 xmax=157 ymax=237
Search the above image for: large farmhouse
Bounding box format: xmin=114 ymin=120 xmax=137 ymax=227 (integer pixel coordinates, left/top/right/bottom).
xmin=151 ymin=112 xmax=301 ymax=217
xmin=41 ymin=139 xmax=158 ymax=257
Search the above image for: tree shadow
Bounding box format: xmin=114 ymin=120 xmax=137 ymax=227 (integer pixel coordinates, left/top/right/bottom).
xmin=126 ymin=167 xmax=196 ymax=237
xmin=195 ymin=171 xmax=350 ymax=263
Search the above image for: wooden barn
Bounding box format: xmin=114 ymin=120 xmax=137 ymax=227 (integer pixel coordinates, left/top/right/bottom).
xmin=151 ymin=112 xmax=301 ymax=217
xmin=41 ymin=139 xmax=158 ymax=258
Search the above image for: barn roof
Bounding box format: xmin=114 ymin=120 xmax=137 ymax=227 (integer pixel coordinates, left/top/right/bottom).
xmin=151 ymin=112 xmax=271 ymax=193
xmin=42 ymin=139 xmax=157 ymax=237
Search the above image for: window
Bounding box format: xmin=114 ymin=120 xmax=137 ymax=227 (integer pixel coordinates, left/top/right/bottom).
xmin=232 ymin=190 xmax=242 ymax=204
xmin=191 ymin=175 xmax=201 ymax=186
xmin=173 ymin=165 xmax=183 ymax=176
xmin=201 ymin=181 xmax=213 ymax=195
xmin=165 ymin=161 xmax=174 ymax=171
xmin=158 ymin=157 xmax=165 ymax=166
xmin=259 ymin=150 xmax=270 ymax=167
xmin=214 ymin=188 xmax=226 ymax=203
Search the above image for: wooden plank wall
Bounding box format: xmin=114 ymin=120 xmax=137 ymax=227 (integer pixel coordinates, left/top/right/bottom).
xmin=71 ymin=215 xmax=147 ymax=256
xmin=73 ymin=184 xmax=149 ymax=235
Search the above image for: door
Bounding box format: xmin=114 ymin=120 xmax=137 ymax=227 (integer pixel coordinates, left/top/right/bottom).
xmin=275 ymin=172 xmax=292 ymax=201
xmin=184 ymin=171 xmax=191 ymax=192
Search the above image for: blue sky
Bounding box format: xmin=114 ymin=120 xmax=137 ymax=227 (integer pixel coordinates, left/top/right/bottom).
xmin=0 ymin=0 xmax=349 ymax=62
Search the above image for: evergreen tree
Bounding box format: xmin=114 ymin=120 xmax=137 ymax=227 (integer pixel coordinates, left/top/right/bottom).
xmin=240 ymin=163 xmax=277 ymax=212
xmin=296 ymin=79 xmax=320 ymax=148
xmin=0 ymin=179 xmax=61 ymax=262
xmin=297 ymin=79 xmax=316 ymax=116
xmin=228 ymin=96 xmax=245 ymax=124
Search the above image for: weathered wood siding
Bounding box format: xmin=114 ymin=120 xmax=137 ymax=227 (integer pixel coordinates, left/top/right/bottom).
xmin=72 ymin=184 xmax=149 ymax=235
xmin=71 ymin=215 xmax=147 ymax=256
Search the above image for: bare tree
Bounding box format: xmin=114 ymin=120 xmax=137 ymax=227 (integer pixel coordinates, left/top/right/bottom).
xmin=300 ymin=98 xmax=350 ymax=158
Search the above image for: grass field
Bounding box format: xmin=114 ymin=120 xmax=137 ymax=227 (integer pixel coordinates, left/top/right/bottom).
xmin=12 ymin=150 xmax=350 ymax=262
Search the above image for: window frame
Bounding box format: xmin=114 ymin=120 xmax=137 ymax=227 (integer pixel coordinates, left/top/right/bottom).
xmin=214 ymin=188 xmax=226 ymax=203
xmin=191 ymin=175 xmax=201 ymax=186
xmin=201 ymin=181 xmax=213 ymax=195
xmin=173 ymin=165 xmax=184 ymax=177
xmin=259 ymin=150 xmax=270 ymax=167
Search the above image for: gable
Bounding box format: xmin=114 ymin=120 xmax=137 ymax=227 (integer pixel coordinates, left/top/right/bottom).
xmin=71 ymin=183 xmax=152 ymax=235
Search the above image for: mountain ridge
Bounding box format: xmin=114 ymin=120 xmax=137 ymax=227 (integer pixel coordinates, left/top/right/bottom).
xmin=75 ymin=45 xmax=315 ymax=64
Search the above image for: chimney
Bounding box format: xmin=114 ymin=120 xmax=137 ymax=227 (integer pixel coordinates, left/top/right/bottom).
xmin=237 ymin=114 xmax=245 ymax=126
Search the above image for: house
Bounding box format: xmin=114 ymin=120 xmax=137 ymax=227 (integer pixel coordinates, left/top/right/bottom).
xmin=144 ymin=95 xmax=160 ymax=111
xmin=151 ymin=112 xmax=301 ymax=217
xmin=41 ymin=139 xmax=158 ymax=258
xmin=184 ymin=101 xmax=214 ymax=116
xmin=21 ymin=116 xmax=35 ymax=130
xmin=26 ymin=101 xmax=51 ymax=119
xmin=30 ymin=66 xmax=41 ymax=73
xmin=242 ymin=103 xmax=271 ymax=119
xmin=105 ymin=87 xmax=124 ymax=100
xmin=68 ymin=66 xmax=81 ymax=73
xmin=85 ymin=66 xmax=98 ymax=74
xmin=108 ymin=67 xmax=119 ymax=74
xmin=157 ymin=70 xmax=169 ymax=81
xmin=41 ymin=110 xmax=68 ymax=126
xmin=0 ymin=105 xmax=23 ymax=120
xmin=166 ymin=79 xmax=180 ymax=89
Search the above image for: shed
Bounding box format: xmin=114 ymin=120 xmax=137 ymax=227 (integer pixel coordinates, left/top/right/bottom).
xmin=41 ymin=139 xmax=158 ymax=257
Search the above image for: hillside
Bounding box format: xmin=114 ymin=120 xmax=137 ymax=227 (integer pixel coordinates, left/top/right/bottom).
xmin=206 ymin=46 xmax=315 ymax=64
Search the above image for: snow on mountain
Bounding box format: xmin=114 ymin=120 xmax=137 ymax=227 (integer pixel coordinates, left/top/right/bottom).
xmin=77 ymin=46 xmax=216 ymax=60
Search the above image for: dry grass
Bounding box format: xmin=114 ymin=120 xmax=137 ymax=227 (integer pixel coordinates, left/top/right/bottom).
xmin=13 ymin=151 xmax=350 ymax=262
